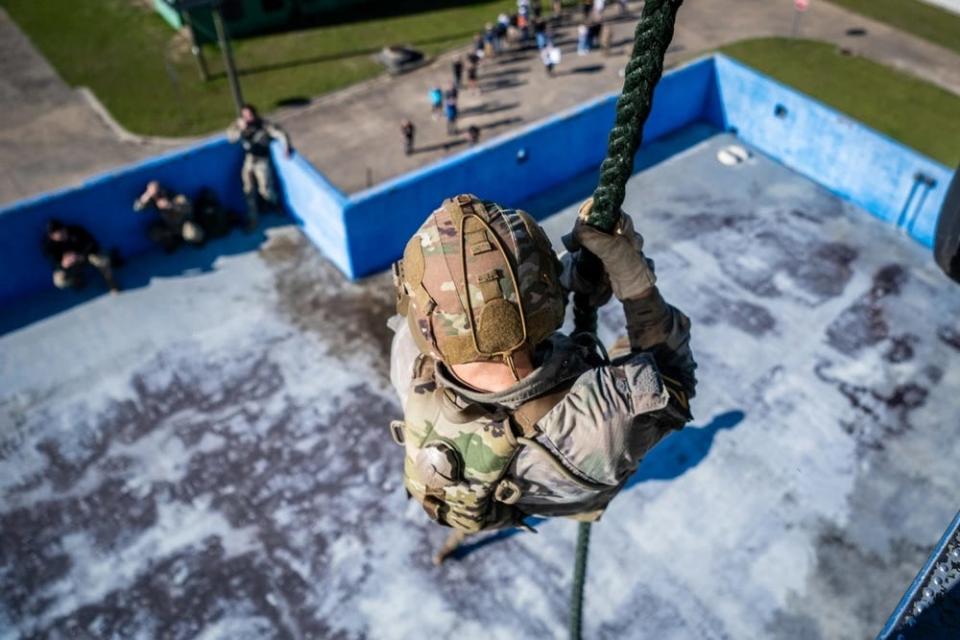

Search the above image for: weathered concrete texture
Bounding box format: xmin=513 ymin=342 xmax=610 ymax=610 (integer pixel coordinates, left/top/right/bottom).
xmin=0 ymin=8 xmax=171 ymax=206
xmin=2 ymin=133 xmax=959 ymax=639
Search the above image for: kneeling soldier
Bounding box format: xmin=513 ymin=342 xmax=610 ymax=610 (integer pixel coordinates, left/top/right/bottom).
xmin=389 ymin=194 xmax=697 ymax=562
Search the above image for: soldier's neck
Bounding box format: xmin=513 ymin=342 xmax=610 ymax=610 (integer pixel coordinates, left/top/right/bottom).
xmin=450 ymin=349 xmax=534 ymax=393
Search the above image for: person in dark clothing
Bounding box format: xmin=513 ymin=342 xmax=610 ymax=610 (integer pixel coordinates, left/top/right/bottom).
xmin=473 ymin=33 xmax=485 ymax=58
xmin=452 ymin=57 xmax=464 ymax=88
xmin=444 ymin=94 xmax=459 ymax=135
xmin=534 ymin=16 xmax=548 ymax=49
xmin=401 ymin=119 xmax=416 ymax=155
xmin=133 ymin=181 xmax=205 ymax=253
xmin=467 ymin=125 xmax=481 ymax=146
xmin=43 ymin=219 xmax=119 ymax=293
xmin=587 ymin=20 xmax=602 ymax=48
xmin=226 ymin=104 xmax=293 ymax=231
xmin=466 ymin=53 xmax=480 ymax=93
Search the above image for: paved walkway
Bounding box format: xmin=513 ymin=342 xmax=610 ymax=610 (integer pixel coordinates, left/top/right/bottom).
xmin=0 ymin=8 xmax=167 ymax=207
xmin=277 ymin=0 xmax=960 ymax=194
xmin=3 ymin=1 xmax=960 ymax=206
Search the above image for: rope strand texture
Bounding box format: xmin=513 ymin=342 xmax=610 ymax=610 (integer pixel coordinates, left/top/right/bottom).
xmin=587 ymin=0 xmax=685 ymax=232
xmin=569 ymin=6 xmax=684 ymax=636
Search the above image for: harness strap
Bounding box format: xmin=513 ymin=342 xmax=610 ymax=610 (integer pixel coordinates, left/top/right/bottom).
xmin=510 ymin=381 xmax=575 ymax=437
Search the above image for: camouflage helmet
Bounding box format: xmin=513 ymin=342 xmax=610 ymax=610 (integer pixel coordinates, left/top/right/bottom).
xmin=393 ymin=194 xmax=566 ymax=370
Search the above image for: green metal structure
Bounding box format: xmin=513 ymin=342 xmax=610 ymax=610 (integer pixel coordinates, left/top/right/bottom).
xmin=154 ymin=0 xmax=370 ymax=44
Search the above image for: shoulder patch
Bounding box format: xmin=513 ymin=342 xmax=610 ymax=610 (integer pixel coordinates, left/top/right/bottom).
xmin=608 ymin=352 xmax=669 ymax=416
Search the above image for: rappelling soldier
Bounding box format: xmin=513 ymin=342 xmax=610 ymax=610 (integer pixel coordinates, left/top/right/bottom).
xmin=226 ymin=104 xmax=293 ymax=231
xmin=388 ymin=194 xmax=697 ymax=562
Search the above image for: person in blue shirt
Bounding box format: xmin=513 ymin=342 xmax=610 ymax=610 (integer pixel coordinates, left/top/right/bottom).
xmin=429 ymin=87 xmax=443 ymax=120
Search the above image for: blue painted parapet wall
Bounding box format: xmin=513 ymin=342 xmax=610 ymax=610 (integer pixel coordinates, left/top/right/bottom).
xmin=342 ymin=58 xmax=717 ymax=277
xmin=0 ymin=138 xmax=245 ymax=305
xmin=0 ymin=55 xmax=952 ymax=306
xmin=302 ymin=53 xmax=950 ymax=278
xmin=713 ymin=55 xmax=952 ymax=248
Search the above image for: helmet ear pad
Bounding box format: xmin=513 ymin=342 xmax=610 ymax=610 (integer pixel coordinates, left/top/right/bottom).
xmin=475 ymin=298 xmax=524 ymax=354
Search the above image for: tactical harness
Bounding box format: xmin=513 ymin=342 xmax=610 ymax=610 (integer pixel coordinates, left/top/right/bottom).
xmin=390 ymin=340 xmax=692 ymax=533
xmin=390 ymin=353 xmax=591 ymax=533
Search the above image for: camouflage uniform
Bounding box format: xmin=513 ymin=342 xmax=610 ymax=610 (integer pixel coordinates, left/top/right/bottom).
xmin=226 ymin=118 xmax=292 ymax=227
xmin=390 ymin=195 xmax=696 ymax=532
xmin=134 ymin=185 xmax=204 ymax=249
xmin=43 ymin=223 xmax=118 ymax=292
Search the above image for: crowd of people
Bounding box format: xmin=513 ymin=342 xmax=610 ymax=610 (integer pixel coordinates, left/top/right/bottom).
xmin=42 ymin=103 xmax=292 ymax=296
xmin=402 ymin=0 xmax=627 ymax=154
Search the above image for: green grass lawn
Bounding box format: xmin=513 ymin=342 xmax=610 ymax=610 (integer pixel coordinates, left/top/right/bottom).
xmin=825 ymin=0 xmax=960 ymax=56
xmin=1 ymin=0 xmax=516 ymax=137
xmin=720 ymin=38 xmax=960 ymax=168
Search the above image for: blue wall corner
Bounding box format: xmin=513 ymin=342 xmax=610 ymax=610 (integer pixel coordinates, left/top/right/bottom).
xmin=712 ymin=54 xmax=951 ymax=248
xmin=271 ymin=145 xmax=352 ymax=275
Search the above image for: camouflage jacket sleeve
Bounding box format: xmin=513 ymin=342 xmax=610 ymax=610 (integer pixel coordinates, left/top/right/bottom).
xmin=620 ymin=287 xmax=697 ymax=425
xmin=226 ymin=122 xmax=242 ymax=143
xmin=512 ymin=350 xmax=678 ymax=517
xmin=388 ymin=314 xmax=420 ymax=409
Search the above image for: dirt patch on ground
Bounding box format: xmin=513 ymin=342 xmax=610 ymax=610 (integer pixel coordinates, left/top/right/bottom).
xmin=260 ymin=229 xmax=396 ymax=365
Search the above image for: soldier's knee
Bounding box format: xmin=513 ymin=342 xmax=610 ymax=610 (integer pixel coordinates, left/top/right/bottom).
xmin=53 ymin=270 xmax=71 ymax=289
xmin=87 ymin=254 xmax=110 ymax=269
xmin=182 ymin=221 xmax=205 ymax=244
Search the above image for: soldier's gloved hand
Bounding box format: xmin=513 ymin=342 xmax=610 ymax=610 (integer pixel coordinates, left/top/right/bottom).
xmin=559 ymin=251 xmax=613 ymax=307
xmin=572 ymin=198 xmax=656 ymax=301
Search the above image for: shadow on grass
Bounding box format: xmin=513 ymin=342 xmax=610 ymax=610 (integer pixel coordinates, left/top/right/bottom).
xmin=220 ymin=29 xmax=481 ymax=79
xmin=450 ymin=409 xmax=747 ymax=561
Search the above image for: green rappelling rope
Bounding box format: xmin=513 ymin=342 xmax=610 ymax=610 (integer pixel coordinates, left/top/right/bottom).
xmin=569 ymin=521 xmax=592 ymax=640
xmin=586 ymin=0 xmax=685 ymax=232
xmin=568 ymin=2 xmax=684 ymax=639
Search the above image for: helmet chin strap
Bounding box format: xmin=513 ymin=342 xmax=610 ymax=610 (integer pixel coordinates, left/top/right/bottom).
xmin=504 ymin=352 xmax=521 ymax=382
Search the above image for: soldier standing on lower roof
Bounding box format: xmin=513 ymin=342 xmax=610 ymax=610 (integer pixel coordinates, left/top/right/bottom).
xmin=226 ymin=104 xmax=293 ymax=232
xmin=388 ymin=194 xmax=697 ymax=563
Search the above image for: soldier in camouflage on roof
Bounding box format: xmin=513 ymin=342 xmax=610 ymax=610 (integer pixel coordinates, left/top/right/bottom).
xmin=388 ymin=194 xmax=697 ymax=563
xmin=226 ymin=104 xmax=293 ymax=231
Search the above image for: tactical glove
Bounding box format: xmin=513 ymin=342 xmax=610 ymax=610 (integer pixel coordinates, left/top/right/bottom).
xmin=571 ymin=198 xmax=656 ymax=301
xmin=559 ymin=250 xmax=613 ymax=308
